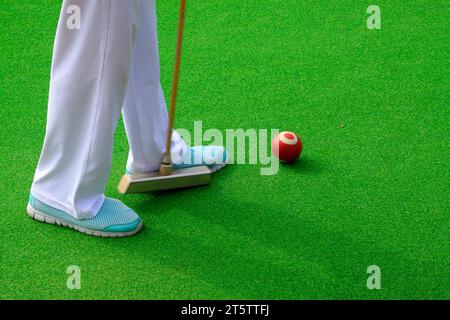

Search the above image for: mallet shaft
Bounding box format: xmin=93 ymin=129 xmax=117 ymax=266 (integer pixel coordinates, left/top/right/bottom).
xmin=160 ymin=0 xmax=187 ymax=176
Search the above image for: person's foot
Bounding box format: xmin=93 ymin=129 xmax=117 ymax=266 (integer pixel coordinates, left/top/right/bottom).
xmin=27 ymin=195 xmax=143 ymax=238
xmin=126 ymin=146 xmax=228 ymax=175
xmin=173 ymin=146 xmax=228 ymax=172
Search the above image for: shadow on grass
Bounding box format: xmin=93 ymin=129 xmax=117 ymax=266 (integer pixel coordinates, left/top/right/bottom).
xmin=281 ymin=155 xmax=324 ymax=175
xmin=106 ymin=195 xmax=389 ymax=298
xmin=22 ymin=162 xmax=441 ymax=299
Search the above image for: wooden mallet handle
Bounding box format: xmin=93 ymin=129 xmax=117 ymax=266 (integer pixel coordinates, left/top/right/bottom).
xmin=160 ymin=0 xmax=187 ymax=176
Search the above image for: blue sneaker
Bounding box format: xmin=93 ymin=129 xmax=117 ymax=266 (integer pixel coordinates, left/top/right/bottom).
xmin=126 ymin=146 xmax=228 ymax=175
xmin=173 ymin=146 xmax=228 ymax=172
xmin=27 ymin=195 xmax=143 ymax=238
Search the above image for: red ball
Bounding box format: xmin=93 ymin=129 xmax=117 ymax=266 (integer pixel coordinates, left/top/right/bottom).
xmin=271 ymin=131 xmax=302 ymax=163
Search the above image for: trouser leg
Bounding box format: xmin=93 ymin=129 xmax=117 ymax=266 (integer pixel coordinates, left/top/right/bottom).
xmin=31 ymin=0 xmax=141 ymax=219
xmin=122 ymin=0 xmax=187 ymax=174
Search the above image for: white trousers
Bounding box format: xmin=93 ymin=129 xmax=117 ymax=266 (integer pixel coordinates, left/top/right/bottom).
xmin=31 ymin=0 xmax=187 ymax=219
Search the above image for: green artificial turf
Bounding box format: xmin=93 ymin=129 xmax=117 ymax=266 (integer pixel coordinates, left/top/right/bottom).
xmin=0 ymin=0 xmax=448 ymax=299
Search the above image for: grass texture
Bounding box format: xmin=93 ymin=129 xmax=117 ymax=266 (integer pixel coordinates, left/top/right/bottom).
xmin=0 ymin=0 xmax=448 ymax=299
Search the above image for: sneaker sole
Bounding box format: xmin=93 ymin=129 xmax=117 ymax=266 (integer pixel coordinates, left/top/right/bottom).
xmin=26 ymin=204 xmax=143 ymax=238
xmin=208 ymin=154 xmax=229 ymax=173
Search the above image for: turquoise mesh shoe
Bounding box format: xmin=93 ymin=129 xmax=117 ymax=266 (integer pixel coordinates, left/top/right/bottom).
xmin=27 ymin=195 xmax=143 ymax=238
xmin=126 ymin=146 xmax=228 ymax=175
xmin=173 ymin=146 xmax=228 ymax=172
